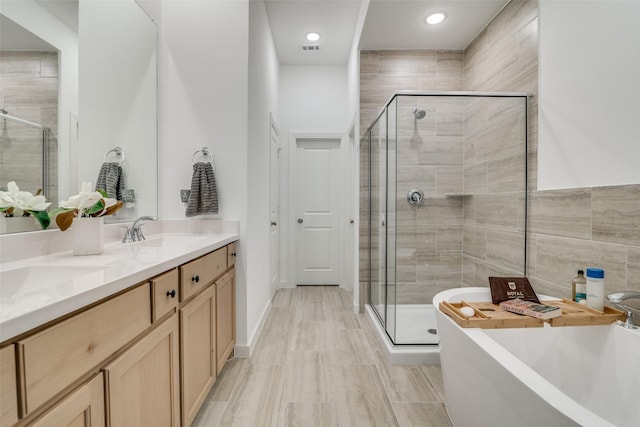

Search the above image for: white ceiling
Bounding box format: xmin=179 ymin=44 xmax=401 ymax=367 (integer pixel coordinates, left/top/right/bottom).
xmin=265 ymin=0 xmax=363 ymax=65
xmin=265 ymin=0 xmax=510 ymax=65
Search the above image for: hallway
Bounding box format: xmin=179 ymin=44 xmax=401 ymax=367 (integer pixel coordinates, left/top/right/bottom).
xmin=192 ymin=286 xmax=453 ymax=427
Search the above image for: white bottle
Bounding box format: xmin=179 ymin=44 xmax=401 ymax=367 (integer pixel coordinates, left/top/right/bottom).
xmin=586 ymin=268 xmax=605 ymax=311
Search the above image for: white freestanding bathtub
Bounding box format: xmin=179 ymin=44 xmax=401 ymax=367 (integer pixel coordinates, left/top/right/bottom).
xmin=434 ymin=287 xmax=640 ymax=427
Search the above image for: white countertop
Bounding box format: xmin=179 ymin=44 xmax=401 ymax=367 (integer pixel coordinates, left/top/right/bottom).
xmin=0 ymin=219 xmax=239 ymax=342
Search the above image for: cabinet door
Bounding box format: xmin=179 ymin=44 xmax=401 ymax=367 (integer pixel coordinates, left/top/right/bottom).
xmin=30 ymin=374 xmax=104 ymax=427
xmin=216 ymin=269 xmax=235 ymax=374
xmin=0 ymin=345 xmax=18 ymax=426
xmin=180 ymin=285 xmax=216 ymax=427
xmin=103 ymin=315 xmax=180 ymax=427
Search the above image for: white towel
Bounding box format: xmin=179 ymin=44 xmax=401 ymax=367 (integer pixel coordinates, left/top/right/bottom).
xmin=96 ymin=162 xmax=124 ymax=200
xmin=186 ymin=162 xmax=218 ymax=217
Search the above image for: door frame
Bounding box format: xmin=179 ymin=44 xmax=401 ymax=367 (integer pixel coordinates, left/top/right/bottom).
xmin=287 ymin=130 xmax=347 ymax=288
xmin=269 ymin=114 xmax=280 ymax=297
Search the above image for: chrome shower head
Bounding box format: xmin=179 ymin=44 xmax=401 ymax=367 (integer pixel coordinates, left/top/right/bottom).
xmin=412 ymin=107 xmax=426 ymax=120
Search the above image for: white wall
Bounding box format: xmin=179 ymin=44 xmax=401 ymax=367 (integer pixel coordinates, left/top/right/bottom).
xmin=346 ymin=0 xmax=370 ymax=308
xmin=538 ymin=0 xmax=640 ymax=190
xmin=157 ymin=0 xmax=250 ymax=346
xmin=1 ymin=0 xmax=78 ymax=200
xmin=278 ymin=65 xmax=349 ymax=287
xmin=246 ymin=0 xmax=280 ymax=352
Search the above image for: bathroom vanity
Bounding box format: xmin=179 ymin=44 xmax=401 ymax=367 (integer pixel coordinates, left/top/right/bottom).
xmin=0 ymin=222 xmax=238 ymax=427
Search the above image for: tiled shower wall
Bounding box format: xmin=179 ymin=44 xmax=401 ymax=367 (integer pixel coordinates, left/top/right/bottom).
xmin=359 ymin=51 xmax=466 ymax=308
xmin=0 ymin=51 xmax=59 ymax=205
xmin=359 ymin=0 xmax=640 ymax=311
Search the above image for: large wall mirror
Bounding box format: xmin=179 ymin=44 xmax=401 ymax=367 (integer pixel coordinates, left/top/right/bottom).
xmin=0 ymin=0 xmax=157 ymax=234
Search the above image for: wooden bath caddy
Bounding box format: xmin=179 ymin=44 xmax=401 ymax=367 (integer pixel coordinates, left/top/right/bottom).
xmin=440 ymin=299 xmax=626 ymax=329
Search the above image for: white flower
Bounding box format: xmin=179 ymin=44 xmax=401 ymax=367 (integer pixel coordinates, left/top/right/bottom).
xmin=59 ymin=182 xmax=102 ymax=214
xmin=0 ymin=181 xmax=51 ymax=211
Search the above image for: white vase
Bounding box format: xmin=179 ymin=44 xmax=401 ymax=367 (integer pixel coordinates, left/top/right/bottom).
xmin=73 ymin=217 xmax=104 ymax=255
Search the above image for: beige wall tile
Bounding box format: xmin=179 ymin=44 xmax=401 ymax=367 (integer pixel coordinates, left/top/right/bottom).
xmin=436 ymin=167 xmax=463 ymax=194
xmin=436 ymin=225 xmax=463 ymax=253
xmin=532 ymin=234 xmax=627 ymax=296
xmin=463 ymin=226 xmax=487 ymax=259
xmin=592 ymin=184 xmax=640 ymax=246
xmin=627 ymin=247 xmax=640 ymax=292
xmin=529 ymin=189 xmax=592 ymax=240
xmin=486 ymin=229 xmax=525 ymax=273
xmin=475 ymin=192 xmax=525 ymax=230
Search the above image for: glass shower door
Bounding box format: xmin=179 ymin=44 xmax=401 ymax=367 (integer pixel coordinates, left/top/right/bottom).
xmin=385 ymin=99 xmax=397 ymax=342
xmin=368 ymin=108 xmax=386 ymax=323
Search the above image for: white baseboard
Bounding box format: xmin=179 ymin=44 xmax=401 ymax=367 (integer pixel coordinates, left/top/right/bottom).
xmin=233 ymin=299 xmax=272 ymax=358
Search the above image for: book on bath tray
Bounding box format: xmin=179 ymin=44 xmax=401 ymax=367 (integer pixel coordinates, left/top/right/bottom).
xmin=488 ymin=276 xmax=541 ymax=304
xmin=499 ymin=299 xmax=562 ymax=320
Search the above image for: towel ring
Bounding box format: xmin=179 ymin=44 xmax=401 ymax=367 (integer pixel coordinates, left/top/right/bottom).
xmin=192 ymin=146 xmax=214 ymax=166
xmin=104 ymin=146 xmax=125 ymax=165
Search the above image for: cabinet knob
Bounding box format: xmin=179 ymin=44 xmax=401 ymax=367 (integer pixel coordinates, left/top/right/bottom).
xmin=192 ymin=275 xmax=200 ymax=283
xmin=166 ymin=289 xmax=176 ymax=298
xmin=231 ymin=252 xmax=237 ymax=257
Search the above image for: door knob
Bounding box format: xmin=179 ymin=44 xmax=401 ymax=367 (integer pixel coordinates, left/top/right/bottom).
xmin=271 ymin=221 xmax=277 ymax=226
xmin=349 ymin=219 xmax=355 ymax=224
xmin=298 ymin=218 xmax=303 ymax=224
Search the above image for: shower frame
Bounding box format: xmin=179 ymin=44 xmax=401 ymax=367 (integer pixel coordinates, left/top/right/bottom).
xmin=0 ymin=112 xmax=51 ymax=196
xmin=365 ymin=91 xmax=529 ymax=346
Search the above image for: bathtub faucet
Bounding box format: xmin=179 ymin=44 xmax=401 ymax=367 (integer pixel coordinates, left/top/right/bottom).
xmin=606 ymin=291 xmax=640 ymax=329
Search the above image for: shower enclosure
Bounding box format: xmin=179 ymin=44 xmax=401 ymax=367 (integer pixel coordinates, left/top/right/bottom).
xmin=0 ymin=111 xmax=53 ymax=196
xmin=364 ymin=92 xmax=528 ymax=346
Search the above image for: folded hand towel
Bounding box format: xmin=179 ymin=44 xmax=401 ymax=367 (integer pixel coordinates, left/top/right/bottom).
xmin=186 ymin=162 xmax=218 ymax=217
xmin=95 ymin=162 xmax=124 ymax=200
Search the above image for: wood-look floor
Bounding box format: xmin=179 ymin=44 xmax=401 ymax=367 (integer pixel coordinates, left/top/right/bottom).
xmin=192 ymin=286 xmax=453 ymax=427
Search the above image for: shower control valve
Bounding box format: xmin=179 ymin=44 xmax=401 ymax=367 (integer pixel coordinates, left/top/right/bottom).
xmin=407 ymin=189 xmax=425 ymax=206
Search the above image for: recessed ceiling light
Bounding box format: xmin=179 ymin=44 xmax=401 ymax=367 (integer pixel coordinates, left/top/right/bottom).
xmin=425 ymin=12 xmax=447 ymax=25
xmin=306 ymin=32 xmax=320 ymax=42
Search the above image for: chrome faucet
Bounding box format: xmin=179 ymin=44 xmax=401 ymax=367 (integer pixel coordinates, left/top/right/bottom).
xmin=606 ymin=291 xmax=640 ymax=329
xmin=122 ymin=216 xmax=157 ymax=243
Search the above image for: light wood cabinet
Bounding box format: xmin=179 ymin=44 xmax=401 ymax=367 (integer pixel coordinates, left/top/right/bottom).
xmin=29 ymin=374 xmax=104 ymax=427
xmin=179 ymin=248 xmax=227 ymax=302
xmin=216 ymin=269 xmax=235 ymax=374
xmin=103 ymin=315 xmax=180 ymax=427
xmin=3 ymin=241 xmax=236 ymax=427
xmin=19 ymin=284 xmax=151 ymax=415
xmin=227 ymin=242 xmax=237 ymax=267
xmin=1 ymin=345 xmax=18 ymax=426
xmin=179 ymin=286 xmax=216 ymax=426
xmin=152 ymin=268 xmax=179 ymax=322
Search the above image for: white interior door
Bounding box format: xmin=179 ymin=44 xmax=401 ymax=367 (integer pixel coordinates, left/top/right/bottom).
xmin=269 ymin=116 xmax=280 ymax=296
xmin=294 ymin=138 xmax=341 ymax=285
xmin=344 ymin=128 xmax=356 ymax=292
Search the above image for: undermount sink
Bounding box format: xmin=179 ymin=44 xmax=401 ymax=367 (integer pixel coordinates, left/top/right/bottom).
xmin=130 ymin=234 xmax=208 ymax=248
xmin=0 ymin=265 xmax=105 ymax=305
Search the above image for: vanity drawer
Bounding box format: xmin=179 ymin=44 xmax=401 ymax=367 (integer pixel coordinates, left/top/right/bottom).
xmin=227 ymin=242 xmax=237 ymax=267
xmin=180 ymin=248 xmax=227 ymax=302
xmin=19 ymin=284 xmax=151 ymax=415
xmin=151 ymin=269 xmax=179 ymax=322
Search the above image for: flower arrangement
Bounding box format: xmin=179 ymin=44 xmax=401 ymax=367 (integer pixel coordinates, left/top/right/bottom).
xmin=0 ymin=181 xmax=51 ymax=229
xmin=51 ymin=182 xmax=123 ymax=231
